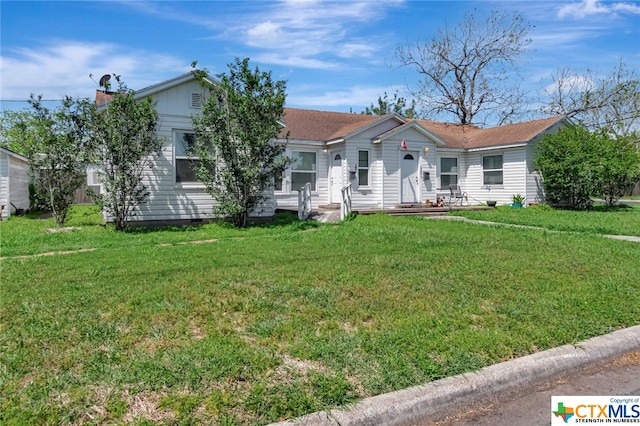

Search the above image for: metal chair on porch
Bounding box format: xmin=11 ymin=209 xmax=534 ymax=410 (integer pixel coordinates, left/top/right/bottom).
xmin=449 ymin=184 xmax=469 ymax=207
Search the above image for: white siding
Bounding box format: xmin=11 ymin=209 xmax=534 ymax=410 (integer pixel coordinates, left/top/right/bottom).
xmin=0 ymin=149 xmax=30 ymax=219
xmin=106 ymin=79 xmax=275 ymax=224
xmin=9 ymin=155 xmax=30 ymax=213
xmin=377 ymin=128 xmax=439 ymax=208
xmin=345 ymin=138 xmax=381 ymax=208
xmin=524 ymin=121 xmax=567 ymax=205
xmin=273 ymin=142 xmax=327 ymax=210
xmin=435 ymin=149 xmax=466 ymax=202
xmin=463 ymin=147 xmax=527 ymax=205
xmin=0 ymin=152 xmax=8 ymax=220
xmin=526 ymin=142 xmax=546 ymax=204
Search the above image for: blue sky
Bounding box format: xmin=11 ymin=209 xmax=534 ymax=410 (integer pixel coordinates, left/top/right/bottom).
xmin=1 ymin=0 xmax=639 ymax=121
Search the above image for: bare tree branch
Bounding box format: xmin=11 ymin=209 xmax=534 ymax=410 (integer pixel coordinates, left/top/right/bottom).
xmin=541 ymin=59 xmax=640 ymax=135
xmin=396 ymin=9 xmax=532 ymax=125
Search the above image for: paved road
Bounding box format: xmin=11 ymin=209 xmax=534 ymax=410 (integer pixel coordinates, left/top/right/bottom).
xmin=429 ymin=351 xmax=640 ymax=426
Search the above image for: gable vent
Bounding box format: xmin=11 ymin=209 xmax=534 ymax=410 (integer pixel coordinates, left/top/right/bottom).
xmin=190 ymin=92 xmax=202 ymax=109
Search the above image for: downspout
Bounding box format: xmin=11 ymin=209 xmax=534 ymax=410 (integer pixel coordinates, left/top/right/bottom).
xmin=381 ymin=147 xmax=385 ymax=208
xmin=524 ymin=144 xmax=528 ymax=205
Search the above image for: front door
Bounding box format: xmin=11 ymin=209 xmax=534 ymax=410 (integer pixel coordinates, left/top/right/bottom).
xmin=401 ymin=152 xmax=419 ymax=203
xmin=330 ymin=152 xmax=343 ymax=203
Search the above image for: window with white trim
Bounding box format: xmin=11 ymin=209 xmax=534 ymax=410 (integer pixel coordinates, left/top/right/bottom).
xmin=274 ymin=154 xmax=284 ymax=192
xmin=357 ymin=150 xmax=370 ymax=187
xmin=483 ymin=154 xmax=503 ymax=185
xmin=175 ymin=131 xmax=201 ymax=183
xmin=440 ymin=157 xmax=458 ymax=188
xmin=290 ymin=150 xmax=317 ymax=191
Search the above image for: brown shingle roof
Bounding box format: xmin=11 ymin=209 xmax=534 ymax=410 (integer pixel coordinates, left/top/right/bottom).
xmin=416 ymin=116 xmax=566 ymax=149
xmin=464 ymin=116 xmax=566 ymax=148
xmin=281 ymin=108 xmax=391 ymax=141
xmin=414 ymin=120 xmax=480 ymax=148
xmin=282 ymin=111 xmax=564 ymax=148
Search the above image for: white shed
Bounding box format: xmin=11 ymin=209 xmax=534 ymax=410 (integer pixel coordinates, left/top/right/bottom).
xmin=0 ymin=147 xmax=30 ymax=220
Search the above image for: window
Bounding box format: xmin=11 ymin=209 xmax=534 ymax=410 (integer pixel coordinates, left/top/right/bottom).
xmin=273 ymin=154 xmax=284 ymax=192
xmin=440 ymin=157 xmax=458 ymax=188
xmin=483 ymin=154 xmax=503 ymax=185
xmin=357 ymin=150 xmax=369 ymax=187
xmin=274 ymin=170 xmax=283 ymax=192
xmin=175 ymin=131 xmax=201 ymax=183
xmin=290 ymin=151 xmax=317 ymax=191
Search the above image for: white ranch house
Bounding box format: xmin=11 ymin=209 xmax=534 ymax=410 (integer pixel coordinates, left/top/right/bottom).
xmin=96 ymin=72 xmax=567 ymax=225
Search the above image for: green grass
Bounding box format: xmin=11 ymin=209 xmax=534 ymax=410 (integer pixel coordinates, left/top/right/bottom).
xmin=0 ymin=205 xmax=319 ymax=258
xmin=449 ymin=203 xmax=640 ymax=236
xmin=1 ymin=211 xmax=639 ymax=424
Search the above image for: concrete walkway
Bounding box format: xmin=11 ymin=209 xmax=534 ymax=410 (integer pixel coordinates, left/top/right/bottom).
xmin=426 ymin=215 xmax=640 ymax=243
xmin=270 ymin=326 xmax=640 ymax=426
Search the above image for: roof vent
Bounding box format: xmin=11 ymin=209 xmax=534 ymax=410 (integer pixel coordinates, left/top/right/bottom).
xmin=190 ymin=92 xmax=202 ymax=109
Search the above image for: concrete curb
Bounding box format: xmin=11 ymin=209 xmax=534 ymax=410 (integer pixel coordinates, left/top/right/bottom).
xmin=270 ymin=325 xmax=640 ymax=426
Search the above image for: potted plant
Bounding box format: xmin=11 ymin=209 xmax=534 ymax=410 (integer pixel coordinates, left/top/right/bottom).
xmin=511 ymin=193 xmax=525 ymax=208
xmin=485 ymin=185 xmax=497 ymax=207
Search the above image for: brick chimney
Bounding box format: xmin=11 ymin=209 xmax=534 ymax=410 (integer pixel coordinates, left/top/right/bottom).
xmin=95 ymin=90 xmax=114 ymax=106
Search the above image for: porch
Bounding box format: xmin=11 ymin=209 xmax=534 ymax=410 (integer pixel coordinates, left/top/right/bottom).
xmin=358 ymin=203 xmax=493 ymax=216
xmin=286 ymin=203 xmax=493 ymax=222
xmin=288 ymin=182 xmax=494 ymax=222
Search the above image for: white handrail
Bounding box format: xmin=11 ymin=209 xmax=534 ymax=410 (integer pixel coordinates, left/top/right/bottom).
xmin=340 ymin=183 xmax=352 ymax=220
xmin=297 ymin=182 xmax=312 ymax=220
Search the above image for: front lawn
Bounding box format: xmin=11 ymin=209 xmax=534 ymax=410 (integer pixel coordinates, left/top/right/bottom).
xmin=449 ymin=203 xmax=640 ymax=236
xmin=1 ymin=213 xmax=639 ymax=424
xmin=0 ymin=205 xmax=318 ymax=258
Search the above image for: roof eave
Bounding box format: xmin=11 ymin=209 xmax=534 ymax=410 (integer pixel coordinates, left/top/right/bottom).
xmin=134 ymin=71 xmax=217 ymax=99
xmin=373 ymin=121 xmax=448 ymax=146
xmin=339 ymin=114 xmax=405 ymax=140
xmin=467 ymin=142 xmax=528 ymax=152
xmin=0 ymin=146 xmax=29 ymax=162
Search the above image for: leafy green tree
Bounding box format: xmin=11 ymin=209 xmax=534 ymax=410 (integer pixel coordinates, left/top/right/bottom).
xmin=20 ymin=95 xmax=92 ymax=225
xmin=593 ymin=133 xmax=640 ymax=206
xmin=535 ymin=126 xmax=599 ymax=209
xmin=535 ymin=125 xmax=640 ymax=209
xmin=191 ymin=58 xmax=289 ymax=228
xmin=0 ymin=110 xmax=36 ymax=155
xmin=361 ymin=91 xmax=417 ymax=118
xmin=89 ymin=76 xmax=163 ymax=231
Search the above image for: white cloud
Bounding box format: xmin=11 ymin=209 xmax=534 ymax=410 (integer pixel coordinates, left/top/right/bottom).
xmin=557 ymin=0 xmax=640 ymax=19
xmin=129 ymin=0 xmax=402 ymax=70
xmin=252 ymin=53 xmax=341 ymax=70
xmin=0 ymin=41 xmax=187 ymax=101
xmin=530 ymin=26 xmax=603 ymax=50
xmin=543 ymin=74 xmax=595 ymax=95
xmin=612 ymin=2 xmax=640 ymax=14
xmin=336 ymin=42 xmax=378 ymax=59
xmin=288 ymin=85 xmax=405 ymax=108
xmin=246 ymin=21 xmax=285 ymax=46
